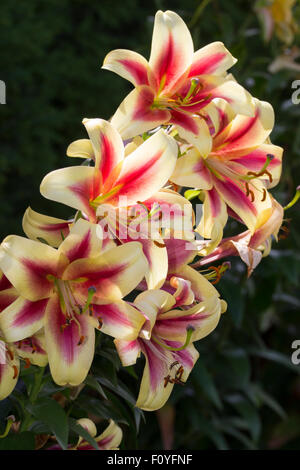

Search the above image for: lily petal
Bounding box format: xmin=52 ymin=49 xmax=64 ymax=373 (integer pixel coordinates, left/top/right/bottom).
xmin=58 ymin=219 xmax=103 ymax=263
xmin=149 ymin=10 xmax=194 ymax=94
xmin=102 ymin=49 xmax=150 ymax=86
xmin=170 ymin=148 xmax=213 ymax=188
xmin=44 ymin=295 xmax=95 ymax=386
xmin=22 ymin=207 xmax=70 ymax=248
xmin=67 ymin=139 xmax=94 ymax=160
xmin=0 ymin=236 xmax=64 ymax=301
xmin=0 ymin=348 xmax=19 ymax=400
xmin=136 ymin=339 xmax=198 ymax=411
xmin=114 ymin=338 xmax=142 ymax=366
xmin=82 ymin=118 xmax=124 ymax=182
xmin=63 ymin=242 xmax=148 ymax=301
xmin=109 ymin=129 xmax=178 ymax=206
xmin=15 ymin=332 xmax=48 ymax=367
xmin=0 ymin=296 xmax=48 ymax=342
xmin=196 ymin=187 xmax=228 ymax=239
xmin=40 ymin=166 xmax=98 ymax=221
xmin=92 ymin=300 xmax=145 ymax=341
xmin=111 ymin=86 xmax=170 ymax=139
xmin=213 ymin=99 xmax=274 ymax=155
xmin=189 ymin=41 xmax=237 ymax=76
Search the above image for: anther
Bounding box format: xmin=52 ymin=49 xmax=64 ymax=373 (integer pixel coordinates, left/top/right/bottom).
xmin=24 ymin=358 xmax=31 ymax=369
xmin=97 ymin=318 xmax=103 ymax=330
xmin=154 ymin=240 xmax=166 ymax=248
xmin=77 ymin=335 xmax=85 ymax=346
xmin=261 ymin=188 xmax=267 ymax=202
xmin=12 ymin=366 xmax=18 ymax=379
xmin=170 ymin=361 xmax=179 ymax=370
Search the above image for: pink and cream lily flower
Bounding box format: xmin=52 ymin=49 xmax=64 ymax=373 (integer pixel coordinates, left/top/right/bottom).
xmin=48 ymin=418 xmax=122 ymax=450
xmin=73 ymin=418 xmax=122 ymax=450
xmin=170 ymin=98 xmax=283 ymax=240
xmin=102 ymin=10 xmax=254 ymax=139
xmin=0 ymin=219 xmax=147 ymax=386
xmin=115 ymin=266 xmax=226 ymax=411
xmin=197 ymin=196 xmax=284 ymax=277
xmin=40 ymin=119 xmax=178 ymax=289
xmin=40 ymin=118 xmax=177 ymax=223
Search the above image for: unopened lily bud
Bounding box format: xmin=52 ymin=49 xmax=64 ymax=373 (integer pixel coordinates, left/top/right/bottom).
xmin=77 ymin=418 xmax=97 ymax=438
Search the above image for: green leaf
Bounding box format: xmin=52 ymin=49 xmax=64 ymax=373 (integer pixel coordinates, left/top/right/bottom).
xmin=69 ymin=418 xmax=99 ymax=450
xmin=0 ymin=432 xmax=35 ymax=450
xmin=192 ymin=358 xmax=223 ymax=410
xmin=224 ymin=348 xmax=251 ymax=388
xmin=26 ymin=398 xmax=69 ymax=449
xmin=247 ymin=348 xmax=300 ymax=374
xmin=224 ymin=394 xmax=261 ymax=442
xmin=84 ymin=375 xmax=107 ymax=400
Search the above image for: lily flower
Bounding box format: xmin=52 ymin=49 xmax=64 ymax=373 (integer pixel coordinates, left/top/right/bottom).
xmin=48 ymin=418 xmax=122 ymax=450
xmin=0 ymin=219 xmax=147 ymax=386
xmin=195 ymin=196 xmax=284 ymax=276
xmin=41 ymin=118 xmax=187 ymax=289
xmin=102 ymin=10 xmax=254 ymax=139
xmin=40 ymin=118 xmax=177 ymax=223
xmin=170 ymin=98 xmax=283 ymax=240
xmin=115 ymin=266 xmax=226 ymax=411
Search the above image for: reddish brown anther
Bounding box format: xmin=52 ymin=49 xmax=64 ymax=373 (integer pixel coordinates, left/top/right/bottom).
xmin=77 ymin=335 xmax=85 ymax=346
xmin=24 ymin=358 xmax=31 ymax=369
xmin=12 ymin=365 xmax=18 ymax=379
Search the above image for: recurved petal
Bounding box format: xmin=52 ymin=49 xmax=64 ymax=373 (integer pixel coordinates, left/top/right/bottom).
xmin=44 ymin=295 xmax=95 ymax=386
xmin=82 ymin=118 xmax=124 ymax=182
xmin=170 ymin=148 xmax=213 ymax=189
xmin=111 ymin=86 xmax=171 ymax=140
xmin=63 ymin=242 xmax=148 ymax=301
xmin=22 ymin=207 xmax=70 ymax=248
xmin=109 ymin=129 xmax=178 ymax=206
xmin=92 ymin=300 xmax=145 ymax=341
xmin=134 ymin=289 xmax=175 ymax=339
xmin=149 ymin=10 xmax=194 ymax=94
xmin=0 ymin=235 xmax=63 ymax=301
xmin=213 ymin=98 xmax=274 ymax=154
xmin=174 ymin=114 xmax=212 ymax=156
xmin=170 ymin=265 xmax=220 ymax=301
xmin=58 ymin=219 xmax=103 ymax=263
xmin=230 ymin=143 xmax=283 ymax=189
xmin=0 ymin=296 xmax=48 ymax=342
xmin=95 ymin=420 xmax=123 ymax=450
xmin=40 ymin=166 xmax=98 ymax=221
xmin=66 ymin=139 xmax=94 ymax=160
xmin=189 ymin=41 xmax=237 ymax=77
xmin=155 ymin=295 xmax=223 ymax=343
xmin=114 ymin=339 xmax=142 ymax=366
xmin=102 ymin=49 xmax=150 ymax=86
xmin=198 ymin=75 xmax=255 ymax=118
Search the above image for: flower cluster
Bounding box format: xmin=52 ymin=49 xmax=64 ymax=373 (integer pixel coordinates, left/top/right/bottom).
xmin=0 ymin=10 xmax=290 ymax=417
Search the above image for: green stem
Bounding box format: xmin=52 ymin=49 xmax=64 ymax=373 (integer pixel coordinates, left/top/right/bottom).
xmin=29 ymin=366 xmax=45 ymax=404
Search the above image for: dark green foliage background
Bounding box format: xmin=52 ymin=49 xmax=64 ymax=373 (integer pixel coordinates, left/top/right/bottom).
xmin=0 ymin=0 xmax=300 ymax=450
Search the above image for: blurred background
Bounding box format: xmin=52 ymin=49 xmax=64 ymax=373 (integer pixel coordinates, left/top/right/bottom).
xmin=0 ymin=0 xmax=300 ymax=450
